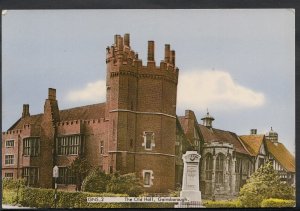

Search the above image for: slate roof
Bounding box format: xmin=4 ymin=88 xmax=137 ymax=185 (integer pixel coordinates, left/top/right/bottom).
xmin=198 ymin=124 xmax=250 ymax=155
xmin=239 ymin=135 xmax=265 ymax=156
xmin=266 ymin=140 xmax=295 ymax=173
xmin=8 ymin=103 xmax=106 ymax=131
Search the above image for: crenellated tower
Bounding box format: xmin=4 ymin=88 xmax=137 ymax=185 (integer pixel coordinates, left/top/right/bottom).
xmin=105 ymin=34 xmax=179 ymax=192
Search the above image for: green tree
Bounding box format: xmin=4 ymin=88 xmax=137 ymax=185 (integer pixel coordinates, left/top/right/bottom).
xmin=68 ymin=157 xmax=92 ymax=191
xmin=82 ymin=168 xmax=111 ymax=193
xmin=106 ymin=172 xmax=144 ymax=196
xmin=238 ymin=162 xmax=294 ymax=207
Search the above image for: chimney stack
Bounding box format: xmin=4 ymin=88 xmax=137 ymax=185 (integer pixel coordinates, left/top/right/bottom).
xmin=164 ymin=44 xmax=170 ymax=63
xmin=22 ymin=104 xmax=30 ymax=118
xmin=124 ymin=33 xmax=130 ymax=47
xmin=147 ymin=41 xmax=155 ymax=61
xmin=250 ymin=129 xmax=257 ymax=135
xmin=117 ymin=36 xmax=123 ymax=50
xmin=48 ymin=88 xmax=56 ymax=101
xmin=170 ymin=50 xmax=175 ymax=66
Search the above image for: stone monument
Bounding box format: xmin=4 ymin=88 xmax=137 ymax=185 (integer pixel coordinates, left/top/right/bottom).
xmin=175 ymin=151 xmax=203 ymax=208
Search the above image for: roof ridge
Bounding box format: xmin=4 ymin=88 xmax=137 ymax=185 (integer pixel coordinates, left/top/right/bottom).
xmin=60 ymin=102 xmax=106 ymax=112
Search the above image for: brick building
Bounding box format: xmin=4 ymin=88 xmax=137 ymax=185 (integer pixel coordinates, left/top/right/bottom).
xmin=2 ymin=34 xmax=295 ymax=198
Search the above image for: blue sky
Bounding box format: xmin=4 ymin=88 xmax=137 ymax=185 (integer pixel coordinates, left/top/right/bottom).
xmin=2 ymin=9 xmax=295 ymax=154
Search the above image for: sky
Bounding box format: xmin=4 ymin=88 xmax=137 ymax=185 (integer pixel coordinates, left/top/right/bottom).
xmin=2 ymin=9 xmax=295 ymax=154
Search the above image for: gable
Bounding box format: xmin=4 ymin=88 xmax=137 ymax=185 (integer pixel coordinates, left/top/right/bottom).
xmin=259 ymin=142 xmax=266 ymax=155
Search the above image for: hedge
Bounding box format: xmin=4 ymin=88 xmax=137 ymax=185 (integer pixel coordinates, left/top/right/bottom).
xmin=203 ymin=199 xmax=242 ymax=208
xmin=19 ymin=187 xmax=174 ymax=208
xmin=261 ymin=198 xmax=295 ymax=208
xmin=2 ymin=178 xmax=25 ymax=190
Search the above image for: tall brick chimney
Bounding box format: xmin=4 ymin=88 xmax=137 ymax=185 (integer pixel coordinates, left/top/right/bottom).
xmin=147 ymin=41 xmax=155 ymax=61
xmin=164 ymin=44 xmax=170 ymax=63
xmin=22 ymin=104 xmax=30 ymax=118
xmin=48 ymin=88 xmax=56 ymax=100
xmin=124 ymin=33 xmax=130 ymax=47
xmin=44 ymin=88 xmax=60 ymax=123
xmin=170 ymin=50 xmax=175 ymax=66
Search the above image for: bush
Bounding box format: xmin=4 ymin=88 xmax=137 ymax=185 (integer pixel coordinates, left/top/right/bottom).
xmin=238 ymin=162 xmax=295 ymax=207
xmin=2 ymin=178 xmax=25 ymax=190
xmin=106 ymin=172 xmax=144 ymax=196
xmin=2 ymin=178 xmax=26 ymax=205
xmin=203 ymin=200 xmax=241 ymax=208
xmin=261 ymin=198 xmax=295 ymax=208
xmin=82 ymin=168 xmax=110 ymax=193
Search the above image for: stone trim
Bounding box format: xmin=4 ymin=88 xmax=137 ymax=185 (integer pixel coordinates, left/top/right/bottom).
xmin=142 ymin=170 xmax=154 ymax=187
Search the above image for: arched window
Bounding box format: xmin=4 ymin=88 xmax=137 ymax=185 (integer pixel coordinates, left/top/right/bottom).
xmin=205 ymin=154 xmax=213 ymax=180
xmin=216 ymin=153 xmax=224 ymax=184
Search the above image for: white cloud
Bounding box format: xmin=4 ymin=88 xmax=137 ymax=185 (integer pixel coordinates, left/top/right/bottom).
xmin=67 ymin=80 xmax=106 ymax=103
xmin=177 ymin=70 xmax=265 ymax=111
xmin=66 ymin=70 xmax=265 ymax=111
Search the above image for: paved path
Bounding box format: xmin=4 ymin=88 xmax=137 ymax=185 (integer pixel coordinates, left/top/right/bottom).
xmin=2 ymin=204 xmax=33 ymax=209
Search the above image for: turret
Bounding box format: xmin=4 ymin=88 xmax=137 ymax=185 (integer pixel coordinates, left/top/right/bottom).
xmin=201 ymin=110 xmax=214 ymax=128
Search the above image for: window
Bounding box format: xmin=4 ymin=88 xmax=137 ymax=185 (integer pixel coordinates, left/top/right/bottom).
xmin=144 ymin=172 xmax=151 ymax=185
xmin=258 ymin=157 xmax=264 ymax=168
xmin=4 ymin=173 xmax=13 ymax=179
xmin=57 ymin=167 xmax=76 ymax=185
xmin=23 ymin=167 xmax=39 ymax=186
xmin=5 ymin=140 xmax=14 ymax=148
xmin=143 ymin=170 xmax=153 ymax=187
xmin=143 ymin=132 xmax=155 ymax=150
xmin=216 ymin=154 xmax=224 ymax=184
xmin=23 ymin=137 xmax=40 ymax=156
xmin=5 ymin=155 xmax=14 ymax=165
xmin=57 ymin=135 xmax=82 ymax=155
xmin=109 ymin=166 xmax=113 ymax=174
xmin=100 ymin=141 xmax=104 ymax=154
xmin=205 ymin=154 xmax=213 ymax=180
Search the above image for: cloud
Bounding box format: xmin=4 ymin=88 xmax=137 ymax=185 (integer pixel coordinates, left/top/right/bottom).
xmin=67 ymin=80 xmax=106 ymax=103
xmin=66 ymin=70 xmax=265 ymax=112
xmin=177 ymin=70 xmax=265 ymax=111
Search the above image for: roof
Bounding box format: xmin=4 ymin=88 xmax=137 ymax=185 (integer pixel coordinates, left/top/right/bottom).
xmin=266 ymin=140 xmax=295 ymax=173
xmin=198 ymin=124 xmax=250 ymax=155
xmin=8 ymin=103 xmax=106 ymax=131
xmin=239 ymin=135 xmax=265 ymax=156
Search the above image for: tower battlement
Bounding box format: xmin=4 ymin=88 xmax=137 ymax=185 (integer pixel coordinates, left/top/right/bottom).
xmin=106 ymin=34 xmax=179 ymax=84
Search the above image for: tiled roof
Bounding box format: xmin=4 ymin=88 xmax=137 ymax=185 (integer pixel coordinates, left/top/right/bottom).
xmin=239 ymin=135 xmax=264 ymax=156
xmin=59 ymin=103 xmax=106 ymax=121
xmin=266 ymin=140 xmax=295 ymax=173
xmin=8 ymin=103 xmax=106 ymax=131
xmin=198 ymin=124 xmax=250 ymax=155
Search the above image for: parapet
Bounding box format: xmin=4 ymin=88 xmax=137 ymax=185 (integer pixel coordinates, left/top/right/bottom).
xmin=106 ymin=34 xmax=179 ymax=82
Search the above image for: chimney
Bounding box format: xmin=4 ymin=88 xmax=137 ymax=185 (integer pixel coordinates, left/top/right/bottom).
xmin=114 ymin=34 xmax=120 ymax=46
xmin=124 ymin=33 xmax=130 ymax=47
xmin=170 ymin=50 xmax=175 ymax=66
xmin=164 ymin=44 xmax=170 ymax=63
xmin=22 ymin=104 xmax=30 ymax=118
xmin=147 ymin=41 xmax=155 ymax=61
xmin=117 ymin=36 xmax=123 ymax=50
xmin=250 ymin=129 xmax=257 ymax=135
xmin=48 ymin=88 xmax=56 ymax=101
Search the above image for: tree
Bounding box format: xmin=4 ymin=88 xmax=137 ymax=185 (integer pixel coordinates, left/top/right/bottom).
xmin=238 ymin=162 xmax=294 ymax=207
xmin=106 ymin=172 xmax=144 ymax=196
xmin=68 ymin=157 xmax=92 ymax=191
xmin=82 ymin=168 xmax=111 ymax=193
